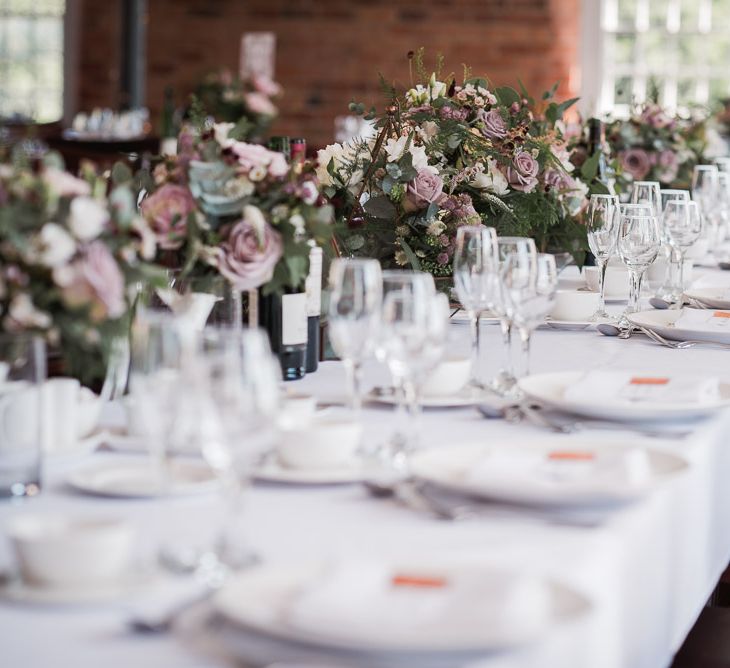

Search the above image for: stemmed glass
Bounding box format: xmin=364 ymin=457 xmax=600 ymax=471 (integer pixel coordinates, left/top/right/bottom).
xmin=715 ymin=172 xmax=730 ymax=245
xmin=195 ymin=327 xmax=281 ymax=570
xmin=657 ymin=189 xmax=691 ymax=302
xmin=379 ymin=285 xmax=448 ymax=465
xmin=493 ymin=237 xmax=537 ymax=395
xmin=663 ymin=200 xmax=702 ymax=303
xmin=328 ymin=259 xmax=383 ymax=413
xmin=452 ymin=225 xmax=499 ymax=388
xmin=617 ymin=210 xmax=661 ymax=324
xmin=502 ymin=253 xmax=557 ymax=380
xmin=585 ymin=194 xmax=619 ymax=320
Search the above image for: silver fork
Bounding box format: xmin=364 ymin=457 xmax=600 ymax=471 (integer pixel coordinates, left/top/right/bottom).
xmin=636 ymin=325 xmax=730 ymax=350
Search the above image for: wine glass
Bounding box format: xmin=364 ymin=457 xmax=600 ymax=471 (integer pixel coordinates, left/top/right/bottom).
xmin=493 ymin=237 xmax=537 ymax=396
xmin=379 ymin=285 xmax=448 ymax=465
xmin=715 ymin=172 xmax=730 ymax=245
xmin=692 ymin=165 xmax=719 ymax=225
xmin=657 ymin=189 xmax=691 ymax=302
xmin=327 ymin=259 xmax=383 ymax=413
xmin=663 ymin=200 xmax=702 ymax=303
xmin=195 ymin=327 xmax=281 ymax=570
xmin=585 ymin=194 xmax=619 ymax=320
xmin=502 ymin=253 xmax=556 ymax=380
xmin=714 ymin=157 xmax=730 ymax=173
xmin=617 ymin=211 xmax=661 ymax=324
xmin=452 ymin=225 xmax=499 ymax=388
xmin=631 ymin=181 xmax=662 ymax=216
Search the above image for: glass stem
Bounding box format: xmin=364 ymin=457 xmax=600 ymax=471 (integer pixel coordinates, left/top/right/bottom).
xmin=677 ymin=251 xmax=686 ymax=302
xmin=597 ymin=258 xmax=608 ymax=314
xmin=403 ymin=379 xmax=421 ymax=456
xmin=515 ymin=327 xmax=531 ymax=379
xmin=343 ymin=359 xmax=362 ymax=413
xmin=468 ymin=310 xmax=481 ymax=386
xmin=627 ymin=269 xmax=644 ymax=314
xmin=389 ymin=375 xmax=408 ymax=466
xmin=215 ymin=470 xmax=246 ymax=568
xmin=499 ymin=318 xmax=513 ymax=376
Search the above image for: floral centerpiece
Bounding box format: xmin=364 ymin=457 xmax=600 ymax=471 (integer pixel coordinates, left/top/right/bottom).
xmin=317 ymin=51 xmax=591 ymax=276
xmin=604 ymin=101 xmax=720 ymax=191
xmin=133 ymin=121 xmax=333 ymax=297
xmin=193 ymin=69 xmax=282 ymax=143
xmin=0 ymin=156 xmax=163 ymax=385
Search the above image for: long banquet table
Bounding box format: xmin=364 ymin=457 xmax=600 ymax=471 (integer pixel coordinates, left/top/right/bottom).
xmin=2 ymin=267 xmax=730 ymax=668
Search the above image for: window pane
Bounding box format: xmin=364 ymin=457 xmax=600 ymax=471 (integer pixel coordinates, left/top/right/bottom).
xmin=615 ymin=33 xmax=636 ymax=62
xmin=618 ymin=0 xmax=638 ymax=30
xmin=615 ymin=76 xmax=633 ymax=104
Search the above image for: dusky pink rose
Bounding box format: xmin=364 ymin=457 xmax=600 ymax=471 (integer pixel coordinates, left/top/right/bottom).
xmin=140 ymin=184 xmax=195 ymax=249
xmin=620 ymin=148 xmax=651 ymax=181
xmin=481 ymin=109 xmax=508 ymax=140
xmin=544 ymin=168 xmax=572 ymax=191
xmin=61 ymin=242 xmax=126 ymax=321
xmin=657 ymin=149 xmax=679 ymax=183
xmin=217 ymin=208 xmax=283 ymax=291
xmin=406 ymin=169 xmax=446 ymax=209
xmin=244 ymin=91 xmax=277 ymax=116
xmin=507 ymin=151 xmax=539 ymax=193
xmin=230 ymin=142 xmax=288 ymax=177
xmin=251 ymin=75 xmax=282 ymax=97
xmin=43 ymin=167 xmax=92 ymax=197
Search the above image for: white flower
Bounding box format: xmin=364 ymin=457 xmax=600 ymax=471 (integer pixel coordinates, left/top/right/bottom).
xmin=394 ymin=250 xmax=408 ymax=266
xmin=429 ymin=73 xmax=448 ymax=99
xmin=224 ymin=176 xmax=255 ymax=199
xmin=271 ymin=204 xmax=290 ymax=221
xmin=405 ymin=85 xmax=429 ymax=106
xmin=43 ymin=168 xmax=91 ymax=197
xmin=426 ymin=220 xmax=446 ymax=236
xmin=471 ymin=159 xmax=509 ymax=197
xmin=316 ymin=141 xmax=367 ymax=189
xmin=7 ymin=294 xmax=52 ymax=329
xmin=69 ymin=196 xmax=109 ymax=241
xmin=249 ymin=165 xmax=267 ymax=182
xmin=300 ymin=181 xmax=319 ymax=205
xmin=384 ymin=136 xmax=408 ymax=162
xmin=37 ymin=223 xmax=77 ymax=267
xmin=214 ymin=122 xmax=235 ymax=147
xmin=130 ymin=216 xmax=157 ymax=261
xmin=243 ymin=204 xmax=267 ymax=240
xmin=316 ymin=143 xmax=346 ymax=186
xmin=409 ymin=144 xmax=437 ymax=173
xmin=418 ymin=121 xmax=439 ymax=141
xmin=289 ymin=213 xmax=306 ymax=234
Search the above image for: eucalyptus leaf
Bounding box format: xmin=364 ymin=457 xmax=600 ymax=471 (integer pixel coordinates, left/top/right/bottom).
xmin=399 ymin=239 xmax=422 ymax=271
xmin=495 ymin=86 xmax=520 ymax=107
xmin=580 ymin=152 xmax=601 ymax=181
xmin=363 ymin=195 xmax=397 ymax=220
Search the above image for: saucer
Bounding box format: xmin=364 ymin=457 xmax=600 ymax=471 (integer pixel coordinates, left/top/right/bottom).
xmin=367 ymin=387 xmax=481 ymax=409
xmin=255 ymin=455 xmax=368 ymax=485
xmin=0 ymin=569 xmax=155 ymax=606
xmin=44 ymin=431 xmax=107 ymax=460
xmin=543 ymin=319 xmax=594 ymax=331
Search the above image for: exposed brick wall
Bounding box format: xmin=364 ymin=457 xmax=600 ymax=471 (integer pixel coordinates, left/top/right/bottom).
xmin=79 ymin=0 xmax=580 ymax=148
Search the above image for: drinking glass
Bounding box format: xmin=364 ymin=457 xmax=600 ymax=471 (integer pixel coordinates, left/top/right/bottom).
xmin=657 ymin=189 xmax=691 ymax=302
xmin=493 ymin=237 xmax=537 ymax=395
xmin=452 ymin=225 xmax=499 ymax=388
xmin=617 ymin=212 xmax=661 ymax=323
xmin=715 ymin=172 xmax=730 ymax=245
xmin=631 ymin=181 xmax=662 ymax=217
xmin=692 ymin=164 xmax=719 ymax=224
xmin=585 ymin=194 xmax=619 ymax=320
xmin=0 ymin=334 xmax=45 ymax=498
xmin=380 ymin=286 xmax=448 ymax=463
xmin=503 ymin=253 xmax=557 ymax=380
xmin=195 ymin=327 xmax=281 ymax=570
xmin=328 ymin=259 xmax=383 ymax=412
xmin=715 ymin=157 xmax=730 ymax=173
xmin=664 ymin=200 xmax=702 ymax=302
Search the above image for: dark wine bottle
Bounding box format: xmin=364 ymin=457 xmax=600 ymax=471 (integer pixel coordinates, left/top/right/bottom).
xmin=587 ymin=118 xmax=614 ymax=193
xmin=305 ymin=244 xmax=322 ymax=373
xmin=160 ymin=86 xmax=178 ymax=156
xmin=290 ymin=137 xmax=307 ymax=162
xmin=267 ymin=136 xmax=291 ymax=161
xmin=259 ymin=289 xmax=307 ymax=381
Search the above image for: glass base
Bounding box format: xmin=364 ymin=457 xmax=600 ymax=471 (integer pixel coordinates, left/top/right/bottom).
xmin=490 ymin=371 xmax=518 ymax=398
xmin=589 ymin=309 xmax=615 ymax=323
xmin=654 ymin=284 xmax=682 ymax=304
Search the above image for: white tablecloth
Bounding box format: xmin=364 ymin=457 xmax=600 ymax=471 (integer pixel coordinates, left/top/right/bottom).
xmin=2 ymin=268 xmax=730 ymax=668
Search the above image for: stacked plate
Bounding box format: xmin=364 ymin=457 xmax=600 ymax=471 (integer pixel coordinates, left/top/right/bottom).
xmin=628 ymin=308 xmax=730 ymax=345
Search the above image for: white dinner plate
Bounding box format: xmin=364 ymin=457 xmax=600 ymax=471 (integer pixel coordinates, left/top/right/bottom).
xmin=67 ymin=459 xmax=218 ymax=498
xmin=684 ymin=287 xmax=730 ymax=309
xmin=518 ymin=371 xmax=730 ymax=422
xmin=628 ymin=308 xmax=730 ymax=345
xmin=367 ymin=387 xmax=481 ymax=409
xmin=211 ymin=560 xmax=590 ymax=656
xmin=544 ymin=319 xmax=594 ymax=331
xmin=254 ymin=456 xmax=368 ymax=485
xmin=409 ymin=442 xmax=685 ymax=508
xmin=102 ymin=431 xmax=202 ymax=457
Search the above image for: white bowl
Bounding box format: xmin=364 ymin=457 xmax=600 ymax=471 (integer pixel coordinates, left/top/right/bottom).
xmin=584 ymin=266 xmax=629 ymax=298
xmin=550 ymin=290 xmax=599 ymax=322
xmin=7 ymin=515 xmax=134 ymax=587
xmin=278 ymin=393 xmax=318 ymax=430
xmin=277 ymin=415 xmax=363 ymax=470
xmin=421 ymin=358 xmax=471 ymax=397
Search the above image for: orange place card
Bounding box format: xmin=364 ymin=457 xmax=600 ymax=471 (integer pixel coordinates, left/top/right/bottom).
xmin=547 ymin=451 xmax=595 ymax=461
xmin=629 ymin=377 xmax=670 ymax=385
xmin=713 ymin=311 xmax=730 ymax=319
xmin=391 ymin=574 xmax=448 ymax=589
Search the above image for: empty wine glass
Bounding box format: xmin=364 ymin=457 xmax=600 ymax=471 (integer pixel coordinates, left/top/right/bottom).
xmin=493 ymin=237 xmax=537 ymax=395
xmin=631 ymin=181 xmax=662 ymax=216
xmin=617 ymin=211 xmax=661 ymax=324
xmin=663 ymin=200 xmax=702 ymax=303
xmin=586 ymin=194 xmax=619 ymax=320
xmin=195 ymin=327 xmax=281 ymax=570
xmin=328 ymin=259 xmax=383 ymax=412
xmin=692 ymin=165 xmax=719 ymax=228
xmin=715 ymin=172 xmax=730 ymax=245
xmin=452 ymin=225 xmax=499 ymax=387
xmin=502 ymin=253 xmax=556 ymax=380
xmin=657 ymin=189 xmax=691 ymax=302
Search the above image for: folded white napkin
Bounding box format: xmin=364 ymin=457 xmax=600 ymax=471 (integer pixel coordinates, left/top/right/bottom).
xmin=674 ymin=308 xmax=730 ymax=333
xmin=563 ymin=370 xmax=720 ymax=405
xmin=465 ymin=447 xmax=651 ymax=491
xmin=283 ymin=561 xmax=549 ymax=648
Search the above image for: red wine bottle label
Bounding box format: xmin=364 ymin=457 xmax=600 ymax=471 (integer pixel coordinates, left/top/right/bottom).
xmin=281 ymin=293 xmax=307 ymax=346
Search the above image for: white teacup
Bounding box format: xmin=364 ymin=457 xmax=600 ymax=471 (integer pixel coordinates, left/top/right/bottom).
xmin=40 ymin=378 xmax=102 ymax=452
xmin=584 ymin=266 xmax=629 ymax=298
xmin=277 ymin=413 xmax=363 ymax=470
xmin=421 ymin=357 xmax=471 ymax=397
xmin=550 ymin=290 xmax=600 ymax=322
xmin=278 ymin=393 xmax=318 ymax=430
xmin=7 ymin=515 xmax=134 ymax=588
xmin=0 ymin=384 xmax=40 ymax=453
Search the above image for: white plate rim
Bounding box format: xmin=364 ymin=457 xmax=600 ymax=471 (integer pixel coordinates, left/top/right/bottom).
xmin=409 ymin=441 xmax=686 ymax=508
xmin=254 ymin=457 xmax=367 ymax=485
xmin=211 ymin=560 xmax=591 ymax=655
xmin=367 ymin=388 xmax=479 ymax=409
xmin=684 ymin=288 xmax=730 ymax=309
xmin=627 ymin=308 xmax=730 ymax=345
xmin=518 ymin=370 xmax=730 ymax=422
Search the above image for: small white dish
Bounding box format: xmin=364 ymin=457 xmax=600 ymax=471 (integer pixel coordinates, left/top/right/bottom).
xmin=255 ymin=455 xmax=367 ymax=485
xmin=550 ymin=290 xmax=599 ymax=322
xmin=67 ymin=459 xmax=218 ymax=498
xmin=421 ymin=357 xmax=471 ymax=397
xmin=628 ymin=308 xmax=730 ymax=345
xmin=276 ymin=413 xmax=362 ymax=470
xmin=543 ymin=319 xmax=593 ymax=331
xmin=367 ymin=387 xmax=482 ymax=409
xmin=7 ymin=514 xmax=134 ymax=588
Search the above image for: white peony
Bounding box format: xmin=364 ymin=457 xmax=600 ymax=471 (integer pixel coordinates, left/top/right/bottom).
xmin=37 ymin=223 xmax=77 ymax=267
xmin=471 ymin=159 xmax=509 ymax=197
xmin=384 ymin=136 xmax=408 ymax=162
xmin=7 ymin=294 xmax=52 ymax=329
xmin=214 ymin=122 xmax=235 ymax=147
xmin=289 ymin=213 xmax=306 ymax=234
xmin=409 ymin=144 xmax=437 ymax=173
xmin=69 ymin=196 xmax=109 ymax=241
xmin=316 ymin=141 xmax=366 ymax=189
